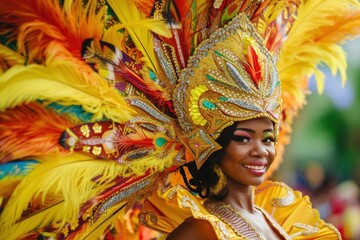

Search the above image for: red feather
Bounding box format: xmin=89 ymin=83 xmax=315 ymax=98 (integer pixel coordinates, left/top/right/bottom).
xmin=243 ymin=45 xmax=263 ymax=86
xmin=160 ymin=0 xmax=194 ymax=67
xmin=0 ymin=103 xmax=75 ymax=163
xmin=82 ymin=39 xmax=175 ymax=115
xmin=115 ymin=131 xmax=154 ymax=154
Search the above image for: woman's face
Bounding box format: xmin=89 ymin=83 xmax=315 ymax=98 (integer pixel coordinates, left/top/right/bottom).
xmin=219 ymin=117 xmax=276 ymax=187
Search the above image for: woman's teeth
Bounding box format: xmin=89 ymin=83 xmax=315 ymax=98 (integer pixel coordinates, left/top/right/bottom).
xmin=244 ymin=165 xmax=265 ymax=170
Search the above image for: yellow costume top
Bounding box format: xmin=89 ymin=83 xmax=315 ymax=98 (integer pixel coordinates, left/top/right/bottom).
xmin=141 ymin=180 xmax=341 ymax=240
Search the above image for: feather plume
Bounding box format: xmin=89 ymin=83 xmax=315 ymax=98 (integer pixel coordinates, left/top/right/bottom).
xmin=82 ymin=39 xmax=174 ymax=113
xmin=0 ymin=61 xmax=136 ymax=123
xmin=0 ymin=0 xmax=106 ymax=69
xmin=1 ymin=200 xmax=65 ymax=240
xmin=249 ymin=0 xmax=274 ymax=21
xmin=278 ymin=0 xmax=360 ymax=94
xmin=0 ymin=154 xmax=124 ymax=234
xmin=115 ymin=131 xmax=155 ymax=155
xmin=0 ymin=103 xmax=75 ymax=163
xmin=160 ymin=0 xmax=194 ymax=67
xmin=68 ymin=204 xmax=127 ymax=240
xmin=266 ymin=0 xmax=360 ymax=176
xmin=107 ymin=0 xmax=171 ymax=72
xmin=79 ymin=176 xmax=132 ymax=216
xmin=243 ymin=44 xmax=263 ymax=86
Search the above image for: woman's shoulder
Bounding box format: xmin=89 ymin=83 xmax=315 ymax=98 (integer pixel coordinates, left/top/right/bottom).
xmin=141 ymin=184 xmax=236 ymax=239
xmin=166 ymin=217 xmax=217 ymax=240
xmin=255 ymin=180 xmax=342 ymax=239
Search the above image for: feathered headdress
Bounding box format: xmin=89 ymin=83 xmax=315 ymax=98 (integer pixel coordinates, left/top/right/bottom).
xmin=0 ymin=0 xmax=359 ymax=238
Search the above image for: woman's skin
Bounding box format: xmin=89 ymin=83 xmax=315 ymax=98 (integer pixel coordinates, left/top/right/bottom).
xmin=166 ymin=117 xmax=284 ymax=240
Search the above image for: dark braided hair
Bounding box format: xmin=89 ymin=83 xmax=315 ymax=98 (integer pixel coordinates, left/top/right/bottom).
xmin=180 ymin=122 xmax=238 ymax=199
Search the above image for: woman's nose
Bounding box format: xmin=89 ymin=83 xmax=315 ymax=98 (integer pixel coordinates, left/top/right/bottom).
xmin=249 ymin=140 xmax=268 ymax=157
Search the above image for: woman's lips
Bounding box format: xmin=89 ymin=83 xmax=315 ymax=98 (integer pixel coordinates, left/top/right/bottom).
xmin=242 ymin=163 xmax=267 ymax=176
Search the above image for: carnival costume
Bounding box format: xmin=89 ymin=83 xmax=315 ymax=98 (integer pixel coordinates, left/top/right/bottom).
xmin=0 ymin=0 xmax=359 ymax=239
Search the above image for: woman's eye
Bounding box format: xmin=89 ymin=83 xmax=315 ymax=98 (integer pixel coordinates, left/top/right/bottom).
xmin=232 ymin=136 xmax=251 ymax=142
xmin=263 ymin=137 xmax=276 ymax=143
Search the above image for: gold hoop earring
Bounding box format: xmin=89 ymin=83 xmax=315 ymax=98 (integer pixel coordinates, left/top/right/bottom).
xmin=210 ymin=165 xmax=227 ymax=196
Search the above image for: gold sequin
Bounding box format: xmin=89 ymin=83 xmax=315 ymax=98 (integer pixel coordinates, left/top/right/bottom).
xmin=92 ymin=123 xmax=102 ymax=133
xmin=92 ymin=146 xmax=102 ymax=156
xmin=80 ymin=124 xmax=90 ymax=138
xmin=82 ymin=146 xmax=91 ymax=153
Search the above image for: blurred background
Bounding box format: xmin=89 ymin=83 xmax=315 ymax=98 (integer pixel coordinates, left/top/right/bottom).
xmin=272 ymin=38 xmax=360 ymax=239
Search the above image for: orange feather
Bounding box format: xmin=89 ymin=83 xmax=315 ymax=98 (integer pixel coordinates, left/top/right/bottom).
xmin=0 ymin=0 xmax=105 ymax=77
xmin=0 ymin=103 xmax=75 ymax=163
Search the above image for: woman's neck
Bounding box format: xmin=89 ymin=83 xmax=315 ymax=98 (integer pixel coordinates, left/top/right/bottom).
xmin=222 ymin=179 xmax=255 ymax=213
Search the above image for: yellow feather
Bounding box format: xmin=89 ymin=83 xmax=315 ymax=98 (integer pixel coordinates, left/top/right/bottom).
xmin=0 ymin=201 xmax=64 ymax=240
xmin=0 ymin=44 xmax=25 ymax=73
xmin=278 ymin=0 xmax=360 ymax=94
xmin=0 ymin=61 xmax=136 ymax=123
xmin=0 ymin=148 xmax=176 ymax=237
xmin=76 ymin=204 xmax=127 ymax=240
xmin=0 ymin=177 xmax=22 ymax=199
xmin=107 ymin=0 xmax=171 ymax=72
xmin=0 ymin=153 xmax=120 ymax=234
xmin=115 ymin=19 xmax=172 ymax=38
xmin=268 ymin=0 xmax=360 ymax=176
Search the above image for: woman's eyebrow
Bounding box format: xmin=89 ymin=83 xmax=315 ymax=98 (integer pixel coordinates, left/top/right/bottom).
xmin=263 ymin=129 xmax=274 ymax=133
xmin=235 ymin=128 xmax=274 ymax=133
xmin=235 ymin=128 xmax=255 ymax=133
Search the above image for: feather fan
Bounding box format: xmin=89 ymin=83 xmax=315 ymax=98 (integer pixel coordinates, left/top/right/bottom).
xmin=0 ymin=61 xmax=137 ymax=123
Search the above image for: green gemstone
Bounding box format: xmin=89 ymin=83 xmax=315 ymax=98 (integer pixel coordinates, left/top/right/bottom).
xmin=206 ymin=74 xmax=216 ymax=81
xmin=219 ymin=96 xmax=228 ymax=101
xmin=214 ymin=50 xmax=224 ymax=57
xmin=155 ymin=137 xmax=167 ymax=147
xmin=203 ymin=100 xmax=215 ymax=109
xmin=149 ymin=70 xmax=157 ymax=80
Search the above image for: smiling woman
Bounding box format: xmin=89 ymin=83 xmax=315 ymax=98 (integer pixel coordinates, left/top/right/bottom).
xmin=165 ymin=118 xmax=289 ymax=240
xmin=221 ymin=118 xmax=276 ymax=187
xmin=143 ymin=119 xmax=342 ymax=240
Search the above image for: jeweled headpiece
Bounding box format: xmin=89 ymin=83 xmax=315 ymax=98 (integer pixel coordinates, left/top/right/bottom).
xmin=174 ymin=13 xmax=281 ymax=168
xmin=0 ymin=0 xmax=359 ymax=238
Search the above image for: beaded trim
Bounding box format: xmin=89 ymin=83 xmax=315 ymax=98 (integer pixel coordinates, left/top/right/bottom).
xmin=204 ymin=201 xmax=262 ymax=239
xmin=324 ymin=223 xmax=343 ymax=240
xmin=292 ymin=223 xmax=319 ymax=236
xmin=204 ymin=201 xmax=292 ymax=240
